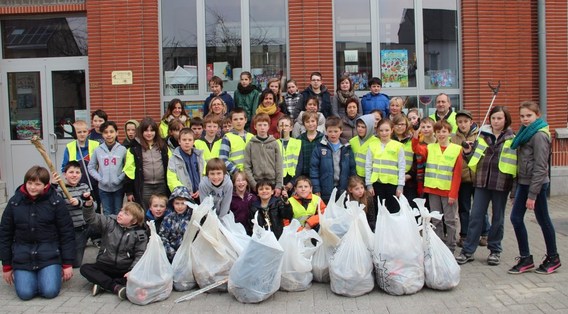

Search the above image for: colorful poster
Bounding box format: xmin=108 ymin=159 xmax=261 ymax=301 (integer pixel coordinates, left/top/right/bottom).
xmin=380 ymin=50 xmax=408 ymax=88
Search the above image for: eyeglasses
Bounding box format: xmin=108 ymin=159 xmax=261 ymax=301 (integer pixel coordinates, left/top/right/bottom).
xmin=395 ymin=123 xmax=407 ymax=127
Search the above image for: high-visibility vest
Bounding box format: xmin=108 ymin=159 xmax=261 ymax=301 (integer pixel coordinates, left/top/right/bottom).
xmin=195 ymin=139 xmax=221 ymax=175
xmin=468 ymin=138 xmax=517 ymax=177
xmin=430 ymin=111 xmax=457 ymax=133
xmin=66 ymin=140 xmax=99 ymax=161
xmin=289 ymin=195 xmax=320 ymax=226
xmin=225 ymin=132 xmax=253 ymax=170
xmin=424 ymin=143 xmax=461 ymax=190
xmin=278 ymin=138 xmax=302 ymax=177
xmin=369 ymin=140 xmax=404 ymax=185
xmin=401 ymin=140 xmax=413 ymax=172
xmin=349 ymin=136 xmax=379 ymax=177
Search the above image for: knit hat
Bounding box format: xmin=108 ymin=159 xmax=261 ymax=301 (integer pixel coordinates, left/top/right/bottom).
xmin=124 ymin=119 xmax=140 ymax=131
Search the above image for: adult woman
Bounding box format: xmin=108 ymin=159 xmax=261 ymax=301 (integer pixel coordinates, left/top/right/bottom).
xmin=206 ymin=96 xmax=228 ymax=125
xmin=159 ymin=98 xmax=190 ymax=138
xmin=331 ymin=75 xmax=359 ymax=118
xmin=252 ymin=90 xmax=285 ymax=139
xmin=339 ymin=97 xmax=361 ymax=141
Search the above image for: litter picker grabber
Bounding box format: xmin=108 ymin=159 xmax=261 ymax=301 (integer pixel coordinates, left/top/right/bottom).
xmin=475 ymin=81 xmax=501 ymax=142
xmin=30 ymin=135 xmax=73 ymax=200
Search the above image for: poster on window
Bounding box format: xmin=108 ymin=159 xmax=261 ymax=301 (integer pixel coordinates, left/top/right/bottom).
xmin=380 ymin=50 xmax=408 ymax=87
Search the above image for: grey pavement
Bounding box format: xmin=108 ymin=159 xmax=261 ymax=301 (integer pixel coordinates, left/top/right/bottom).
xmin=1 ymin=196 xmax=568 ymax=313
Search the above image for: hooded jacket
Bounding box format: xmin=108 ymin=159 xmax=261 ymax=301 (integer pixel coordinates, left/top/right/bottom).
xmin=159 ymin=187 xmax=193 ymax=262
xmin=250 ymin=196 xmax=293 ymax=239
xmin=244 ymin=135 xmax=283 ymax=191
xmin=167 ymin=146 xmax=204 ymax=193
xmin=301 ymin=85 xmax=332 ymax=118
xmin=198 ymin=174 xmax=233 ymax=217
xmin=122 ymin=119 xmax=139 ymax=149
xmin=88 ymin=142 xmax=127 ymax=192
xmin=292 ymin=111 xmax=327 ymax=138
xmin=350 ymin=114 xmax=379 ymax=176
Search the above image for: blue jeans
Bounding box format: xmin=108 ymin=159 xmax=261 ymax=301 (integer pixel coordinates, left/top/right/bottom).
xmin=458 ymin=183 xmax=490 ymax=237
xmin=99 ymin=188 xmax=124 ymax=216
xmin=462 ymin=188 xmax=508 ymax=255
xmin=13 ymin=264 xmax=62 ymax=300
xmin=510 ymin=183 xmax=557 ymax=257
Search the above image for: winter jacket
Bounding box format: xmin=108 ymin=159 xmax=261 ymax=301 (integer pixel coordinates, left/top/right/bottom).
xmin=516 ymin=128 xmax=551 ymax=199
xmin=166 ymin=146 xmax=204 ymax=193
xmin=470 ymin=126 xmax=515 ymax=192
xmin=251 ymin=106 xmax=286 ymax=139
xmin=361 ymin=92 xmax=389 ymax=116
xmin=83 ymin=203 xmax=147 ymax=271
xmin=88 ymin=142 xmax=127 ymax=192
xmin=340 ymin=114 xmax=361 ymax=142
xmin=450 ymin=123 xmax=479 ymax=183
xmin=234 ymin=84 xmax=260 ymax=129
xmin=292 ymin=111 xmax=326 ymax=138
xmin=244 ymin=135 xmax=283 ymax=190
xmin=330 ymin=91 xmax=361 ymax=118
xmin=159 ymin=187 xmax=193 ymax=262
xmin=250 ymin=197 xmax=293 ymax=239
xmin=301 ymin=85 xmax=332 ymax=118
xmin=284 ymin=92 xmax=303 ymax=121
xmin=231 ymin=191 xmax=258 ymax=235
xmin=310 ymin=137 xmax=356 ymax=203
xmin=55 ymin=182 xmax=94 ymax=228
xmin=198 ymin=174 xmax=233 ymax=217
xmin=0 ymin=185 xmax=75 ymax=271
xmin=203 ymin=91 xmax=235 ymax=116
xmin=145 ymin=208 xmax=168 ymax=234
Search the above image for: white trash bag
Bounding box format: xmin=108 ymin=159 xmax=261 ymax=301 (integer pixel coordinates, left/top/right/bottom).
xmin=415 ymin=198 xmax=460 ymax=290
xmin=279 ymin=219 xmax=321 ymax=291
xmin=228 ymin=215 xmax=284 ymax=303
xmin=220 ymin=210 xmax=252 ymax=256
xmin=312 ymin=192 xmax=342 ymax=283
xmin=126 ymin=220 xmax=173 ymax=305
xmin=329 ymin=201 xmax=375 ymax=297
xmin=374 ymin=194 xmax=424 ymax=295
xmin=171 ymin=197 xmax=213 ymax=291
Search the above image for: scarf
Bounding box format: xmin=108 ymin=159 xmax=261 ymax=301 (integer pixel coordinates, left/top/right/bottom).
xmin=166 ymin=114 xmax=187 ymax=124
xmin=336 ymin=90 xmax=355 ymax=106
xmin=256 ymin=103 xmax=278 ymax=115
xmin=237 ymin=83 xmax=257 ymax=95
xmin=510 ymin=118 xmax=548 ymax=149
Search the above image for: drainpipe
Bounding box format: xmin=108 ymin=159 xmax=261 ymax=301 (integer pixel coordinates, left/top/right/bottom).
xmin=538 ymin=0 xmax=547 ymax=119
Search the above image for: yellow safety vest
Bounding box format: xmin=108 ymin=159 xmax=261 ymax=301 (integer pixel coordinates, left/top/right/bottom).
xmin=66 ymin=140 xmax=99 ymax=161
xmin=349 ymin=136 xmax=379 ymax=177
xmin=468 ymin=138 xmax=517 ymax=177
xmin=369 ymin=140 xmax=404 ymax=185
xmin=430 ymin=111 xmax=458 ymax=134
xmin=195 ymin=138 xmax=221 ymax=174
xmin=225 ymin=132 xmax=253 ymax=170
xmin=278 ymin=138 xmax=302 ymax=177
xmin=424 ymin=143 xmax=461 ymax=190
xmin=289 ymin=195 xmax=320 ymax=226
xmin=401 ymin=140 xmax=413 ymax=173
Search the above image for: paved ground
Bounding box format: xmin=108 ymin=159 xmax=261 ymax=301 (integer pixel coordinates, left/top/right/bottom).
xmin=1 ymin=196 xmax=567 ymax=314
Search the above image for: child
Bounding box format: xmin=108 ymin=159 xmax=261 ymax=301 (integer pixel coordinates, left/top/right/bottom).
xmin=288 ymin=176 xmax=326 ymax=230
xmin=230 ymin=170 xmax=258 ymax=235
xmin=234 ymin=71 xmax=260 ymax=130
xmin=167 ymin=128 xmax=203 ymax=202
xmin=198 ymin=158 xmax=233 ymax=218
xmin=412 ymin=119 xmax=462 ymax=252
xmin=346 ymin=175 xmax=376 ymax=231
xmin=219 ymin=108 xmax=254 ymax=175
xmin=203 ymin=75 xmax=235 ymax=116
xmin=160 ymin=98 xmax=190 ymax=138
xmin=159 ymin=187 xmax=193 ymax=262
xmin=365 ymin=119 xmax=406 ymax=213
xmin=145 ymin=194 xmax=169 ymax=233
xmin=165 ymin=119 xmax=184 ymax=153
xmin=455 ymin=107 xmax=514 ymax=266
xmin=252 ymin=90 xmax=286 ymax=139
xmin=278 ymin=115 xmax=303 ymax=193
xmin=268 ymin=77 xmax=285 ymax=112
xmin=250 ymin=179 xmax=293 ymax=239
xmin=331 ymin=75 xmax=357 ymax=118
xmin=297 ymin=111 xmax=324 ymax=177
xmin=88 ymin=109 xmax=108 ymax=144
xmin=350 ymin=114 xmax=379 ymax=180
xmin=190 ymin=116 xmax=204 ymax=139
xmin=283 ymin=79 xmax=303 ymax=121
xmin=407 ymin=108 xmax=421 ymax=131
xmin=361 ymin=77 xmax=389 ymax=116
xmin=88 ymin=121 xmax=127 ymax=216
xmin=0 ymin=166 xmax=75 ymax=300
xmin=194 ymin=115 xmax=222 ymax=173
xmin=509 ymin=101 xmax=560 ymax=274
xmin=392 ymin=115 xmax=418 ymax=207
xmin=54 ymin=161 xmax=95 ymax=268
xmin=310 ymin=116 xmax=356 ymax=203
xmin=369 ymin=109 xmax=383 ymax=134
xmin=244 ymin=113 xmax=283 ymax=195
xmin=122 ymin=119 xmax=139 ymax=149
xmin=300 ymin=72 xmax=332 ymax=118
xmin=221 ymin=116 xmax=232 ymax=135
xmin=80 ymin=202 xmax=147 ymax=300
xmin=292 ymin=96 xmax=326 ymax=137
xmin=415 ymin=117 xmax=437 ymax=198
xmin=388 ymin=97 xmax=404 ymax=119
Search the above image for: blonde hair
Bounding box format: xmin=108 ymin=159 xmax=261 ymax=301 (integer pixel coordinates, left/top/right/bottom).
xmin=122 ymin=202 xmax=145 ymax=226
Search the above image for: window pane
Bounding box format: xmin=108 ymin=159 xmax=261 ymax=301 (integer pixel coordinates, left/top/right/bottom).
xmin=206 ymin=0 xmax=242 ymax=92
xmin=162 ymin=0 xmax=198 ymax=96
xmin=335 ymin=0 xmax=371 ymax=91
xmin=379 ymin=0 xmax=416 ymax=88
xmin=52 ymin=70 xmax=86 ymax=139
xmin=249 ymin=0 xmax=287 ymax=90
xmin=8 ymin=72 xmax=43 ymax=140
xmin=2 ymin=17 xmax=87 ymax=59
xmin=423 ymin=0 xmax=459 ymax=89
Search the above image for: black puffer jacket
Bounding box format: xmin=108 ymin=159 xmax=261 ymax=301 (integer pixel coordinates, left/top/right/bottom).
xmin=0 ymin=185 xmax=75 ymax=270
xmin=250 ymin=196 xmax=293 ymax=239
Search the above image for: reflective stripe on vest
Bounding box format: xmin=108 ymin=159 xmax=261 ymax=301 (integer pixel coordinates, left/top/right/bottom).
xmin=369 ymin=140 xmax=403 ymax=185
xmin=289 ymin=195 xmax=319 ymax=226
xmin=468 ymin=138 xmax=517 ymax=177
xmin=278 ymin=138 xmax=302 ymax=177
xmin=424 ymin=143 xmax=461 ymax=190
xmin=66 ymin=140 xmax=99 ymax=161
xmin=225 ymin=132 xmax=253 ymax=170
xmin=350 ymin=136 xmax=378 ymax=177
xmin=402 ymin=140 xmax=413 ymax=172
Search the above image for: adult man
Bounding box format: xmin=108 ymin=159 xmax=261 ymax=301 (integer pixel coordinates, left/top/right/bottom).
xmin=430 ymin=93 xmax=457 ymax=133
xmin=301 ymin=72 xmax=332 ymax=118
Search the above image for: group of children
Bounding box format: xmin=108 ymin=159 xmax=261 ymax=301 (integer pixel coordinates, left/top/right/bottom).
xmin=0 ymin=78 xmax=560 ymax=302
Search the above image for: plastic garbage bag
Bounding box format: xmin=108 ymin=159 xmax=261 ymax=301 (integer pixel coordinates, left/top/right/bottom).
xmin=374 ymin=194 xmax=424 ymax=295
xmin=220 ymin=210 xmax=252 ymax=256
xmin=312 ymin=191 xmax=342 ymax=283
xmin=415 ymin=198 xmax=460 ymax=290
xmin=171 ymin=197 xmax=213 ymax=291
xmin=279 ymin=219 xmax=321 ymax=291
xmin=228 ymin=215 xmax=284 ymax=303
xmin=126 ymin=220 xmax=173 ymax=305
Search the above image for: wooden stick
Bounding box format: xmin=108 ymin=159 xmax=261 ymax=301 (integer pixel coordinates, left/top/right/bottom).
xmin=174 ymin=278 xmax=229 ymax=303
xmin=30 ymin=135 xmax=73 ymax=200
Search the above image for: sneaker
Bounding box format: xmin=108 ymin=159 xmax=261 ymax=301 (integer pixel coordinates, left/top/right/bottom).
xmin=487 ymin=252 xmax=501 ymax=266
xmin=457 ymin=236 xmax=465 ymax=247
xmin=508 ymin=255 xmax=535 ymax=274
xmin=92 ymin=284 xmax=102 ymax=296
xmin=456 ymin=252 xmax=474 ymax=265
xmin=479 ymin=236 xmax=488 ymax=246
xmin=115 ymin=285 xmax=127 ymax=300
xmin=535 ymin=254 xmax=561 ymax=274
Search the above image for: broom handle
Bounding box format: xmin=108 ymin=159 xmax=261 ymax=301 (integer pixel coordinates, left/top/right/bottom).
xmin=30 ymin=136 xmax=73 ymax=200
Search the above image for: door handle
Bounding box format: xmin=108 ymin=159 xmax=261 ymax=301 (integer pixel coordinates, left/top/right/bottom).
xmin=49 ymin=133 xmax=57 ymax=153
